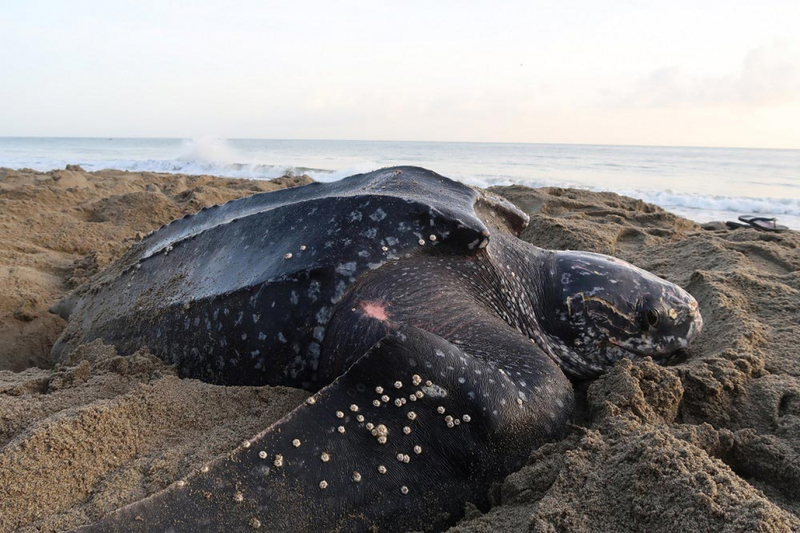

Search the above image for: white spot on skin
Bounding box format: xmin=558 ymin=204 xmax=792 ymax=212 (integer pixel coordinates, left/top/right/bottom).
xmin=234 ymin=492 xmax=244 ymax=502
xmin=274 ymin=455 xmax=284 ymax=467
xmin=401 ymin=486 xmax=409 ymax=494
xmin=336 ymin=411 xmax=344 ymax=418
xmin=258 ymin=451 xmax=267 ymax=459
xmin=423 ymin=384 xmax=448 ymax=398
xmin=292 ymin=439 xmax=301 ymax=448
xmin=319 ymin=480 xmax=328 ymax=489
xmin=378 ymin=465 xmax=387 ymax=474
xmin=352 ymin=472 xmax=362 ymax=482
xmin=414 ymin=445 xmax=422 ymax=454
xmin=321 ymin=452 xmax=330 ymax=462
xmin=284 ymin=253 xmax=292 ymax=259
xmin=335 ymin=262 xmax=357 ymax=276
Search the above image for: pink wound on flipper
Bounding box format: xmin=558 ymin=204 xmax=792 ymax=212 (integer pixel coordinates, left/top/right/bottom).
xmin=361 ymin=301 xmax=390 ymax=322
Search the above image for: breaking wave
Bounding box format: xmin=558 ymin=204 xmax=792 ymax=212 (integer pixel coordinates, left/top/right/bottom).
xmin=629 ymin=189 xmax=800 ymax=217
xmin=459 ymin=174 xmax=800 ymax=220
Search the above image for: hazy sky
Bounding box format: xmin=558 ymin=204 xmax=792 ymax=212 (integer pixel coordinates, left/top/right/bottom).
xmin=1 ymin=1 xmax=799 ymax=148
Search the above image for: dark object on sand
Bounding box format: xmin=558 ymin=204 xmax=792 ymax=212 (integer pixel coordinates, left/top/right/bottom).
xmin=726 ymin=215 xmax=789 ymax=232
xmin=54 ymin=167 xmax=703 ymax=532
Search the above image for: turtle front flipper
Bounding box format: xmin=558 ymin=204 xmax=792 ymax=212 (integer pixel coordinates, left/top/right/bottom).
xmin=74 ymin=327 xmax=572 ymax=533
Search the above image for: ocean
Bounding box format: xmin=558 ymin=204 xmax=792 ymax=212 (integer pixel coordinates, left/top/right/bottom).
xmin=1 ymin=137 xmax=798 ymax=229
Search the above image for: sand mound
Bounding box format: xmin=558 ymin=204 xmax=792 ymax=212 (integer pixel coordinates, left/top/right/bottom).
xmin=0 ymin=170 xmax=798 ymax=532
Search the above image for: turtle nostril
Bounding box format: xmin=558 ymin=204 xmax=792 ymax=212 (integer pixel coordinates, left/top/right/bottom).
xmin=647 ymin=309 xmax=659 ymax=328
xmin=641 ymin=308 xmax=659 ymax=331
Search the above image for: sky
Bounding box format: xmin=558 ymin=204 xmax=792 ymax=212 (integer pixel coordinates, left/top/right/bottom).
xmin=1 ymin=0 xmax=799 ymax=148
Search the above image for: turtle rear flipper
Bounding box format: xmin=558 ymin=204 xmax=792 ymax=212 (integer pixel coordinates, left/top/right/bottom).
xmin=73 ymin=326 xmax=572 ymax=533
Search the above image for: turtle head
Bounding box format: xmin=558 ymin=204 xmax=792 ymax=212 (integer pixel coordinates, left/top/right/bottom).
xmin=539 ymin=251 xmax=703 ymax=378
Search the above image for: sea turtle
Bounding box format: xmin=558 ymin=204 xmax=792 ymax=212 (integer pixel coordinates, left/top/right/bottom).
xmin=53 ymin=166 xmax=703 ymax=532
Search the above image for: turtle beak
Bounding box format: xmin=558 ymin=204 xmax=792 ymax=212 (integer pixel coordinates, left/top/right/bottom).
xmin=669 ymin=289 xmax=703 ymax=348
xmin=686 ymin=299 xmax=703 ymax=341
xmin=609 ymin=292 xmax=702 ymax=361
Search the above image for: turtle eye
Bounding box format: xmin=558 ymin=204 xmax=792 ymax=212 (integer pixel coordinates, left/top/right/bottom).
xmin=641 ymin=308 xmax=659 ymax=331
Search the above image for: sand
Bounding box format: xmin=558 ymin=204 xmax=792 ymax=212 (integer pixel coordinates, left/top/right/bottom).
xmin=0 ymin=168 xmax=798 ymax=532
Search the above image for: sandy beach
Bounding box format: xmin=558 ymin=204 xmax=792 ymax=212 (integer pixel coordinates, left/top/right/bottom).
xmin=1 ymin=167 xmax=798 ymax=532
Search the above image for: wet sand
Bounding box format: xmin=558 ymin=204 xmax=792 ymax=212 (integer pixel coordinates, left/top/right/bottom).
xmin=1 ymin=167 xmax=798 ymax=532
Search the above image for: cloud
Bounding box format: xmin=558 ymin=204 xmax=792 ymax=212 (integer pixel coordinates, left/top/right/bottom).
xmin=611 ymin=42 xmax=800 ymax=108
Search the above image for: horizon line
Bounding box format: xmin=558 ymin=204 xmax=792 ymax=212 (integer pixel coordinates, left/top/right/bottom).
xmin=0 ymin=135 xmax=798 ymax=152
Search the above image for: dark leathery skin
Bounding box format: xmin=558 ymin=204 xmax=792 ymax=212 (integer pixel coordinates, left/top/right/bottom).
xmin=57 ymin=167 xmax=702 ymax=532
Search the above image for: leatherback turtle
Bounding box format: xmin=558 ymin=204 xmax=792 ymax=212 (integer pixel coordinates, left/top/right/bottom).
xmin=53 ymin=167 xmax=703 ymax=532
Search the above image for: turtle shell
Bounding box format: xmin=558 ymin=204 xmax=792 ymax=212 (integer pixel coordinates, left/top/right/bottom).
xmin=52 ymin=166 xmax=528 ymax=388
